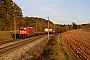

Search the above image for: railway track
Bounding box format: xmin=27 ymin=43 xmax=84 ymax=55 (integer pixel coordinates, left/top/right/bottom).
xmin=0 ymin=35 xmax=47 ymax=57
xmin=0 ymin=39 xmax=21 ymax=45
xmin=0 ymin=34 xmax=47 ymax=48
xmin=0 ymin=35 xmax=44 ymax=45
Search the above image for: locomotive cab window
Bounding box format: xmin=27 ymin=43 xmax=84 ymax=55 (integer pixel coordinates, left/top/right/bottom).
xmin=20 ymin=28 xmax=26 ymax=30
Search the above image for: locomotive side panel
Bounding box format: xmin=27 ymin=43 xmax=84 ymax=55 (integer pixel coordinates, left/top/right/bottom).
xmin=29 ymin=27 xmax=35 ymax=34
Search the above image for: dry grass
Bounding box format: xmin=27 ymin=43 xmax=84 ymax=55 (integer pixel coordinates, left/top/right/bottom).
xmin=0 ymin=31 xmax=14 ymax=41
xmin=59 ymin=33 xmax=72 ymax=60
xmin=36 ymin=35 xmax=71 ymax=60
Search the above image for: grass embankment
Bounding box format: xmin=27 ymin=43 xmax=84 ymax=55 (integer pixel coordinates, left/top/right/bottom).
xmin=59 ymin=33 xmax=72 ymax=60
xmin=0 ymin=31 xmax=15 ymax=41
xmin=36 ymin=35 xmax=59 ymax=60
xmin=36 ymin=34 xmax=72 ymax=60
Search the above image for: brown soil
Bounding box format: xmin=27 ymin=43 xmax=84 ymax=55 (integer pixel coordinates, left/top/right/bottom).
xmin=63 ymin=29 xmax=90 ymax=60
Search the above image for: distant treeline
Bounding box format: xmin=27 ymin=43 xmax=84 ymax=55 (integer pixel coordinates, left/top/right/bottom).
xmin=55 ymin=22 xmax=90 ymax=33
xmin=0 ymin=0 xmax=90 ymax=32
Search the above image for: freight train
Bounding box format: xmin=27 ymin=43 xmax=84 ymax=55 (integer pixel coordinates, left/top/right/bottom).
xmin=19 ymin=26 xmax=55 ymax=38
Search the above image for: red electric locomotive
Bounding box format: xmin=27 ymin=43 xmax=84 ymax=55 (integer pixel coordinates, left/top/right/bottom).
xmin=19 ymin=26 xmax=35 ymax=38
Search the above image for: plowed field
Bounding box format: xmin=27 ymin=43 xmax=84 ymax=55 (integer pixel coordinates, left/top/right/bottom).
xmin=63 ymin=29 xmax=90 ymax=60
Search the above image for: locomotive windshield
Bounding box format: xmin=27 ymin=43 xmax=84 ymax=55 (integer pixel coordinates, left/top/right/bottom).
xmin=20 ymin=28 xmax=26 ymax=30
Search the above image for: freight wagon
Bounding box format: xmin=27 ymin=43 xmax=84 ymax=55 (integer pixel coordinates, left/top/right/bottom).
xmin=44 ymin=28 xmax=54 ymax=34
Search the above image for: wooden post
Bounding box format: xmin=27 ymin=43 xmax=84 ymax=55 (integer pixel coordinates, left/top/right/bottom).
xmin=48 ymin=17 xmax=49 ymax=40
xmin=13 ymin=2 xmax=16 ymax=39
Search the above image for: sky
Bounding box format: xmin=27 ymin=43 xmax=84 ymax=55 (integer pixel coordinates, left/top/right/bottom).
xmin=13 ymin=0 xmax=90 ymax=24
